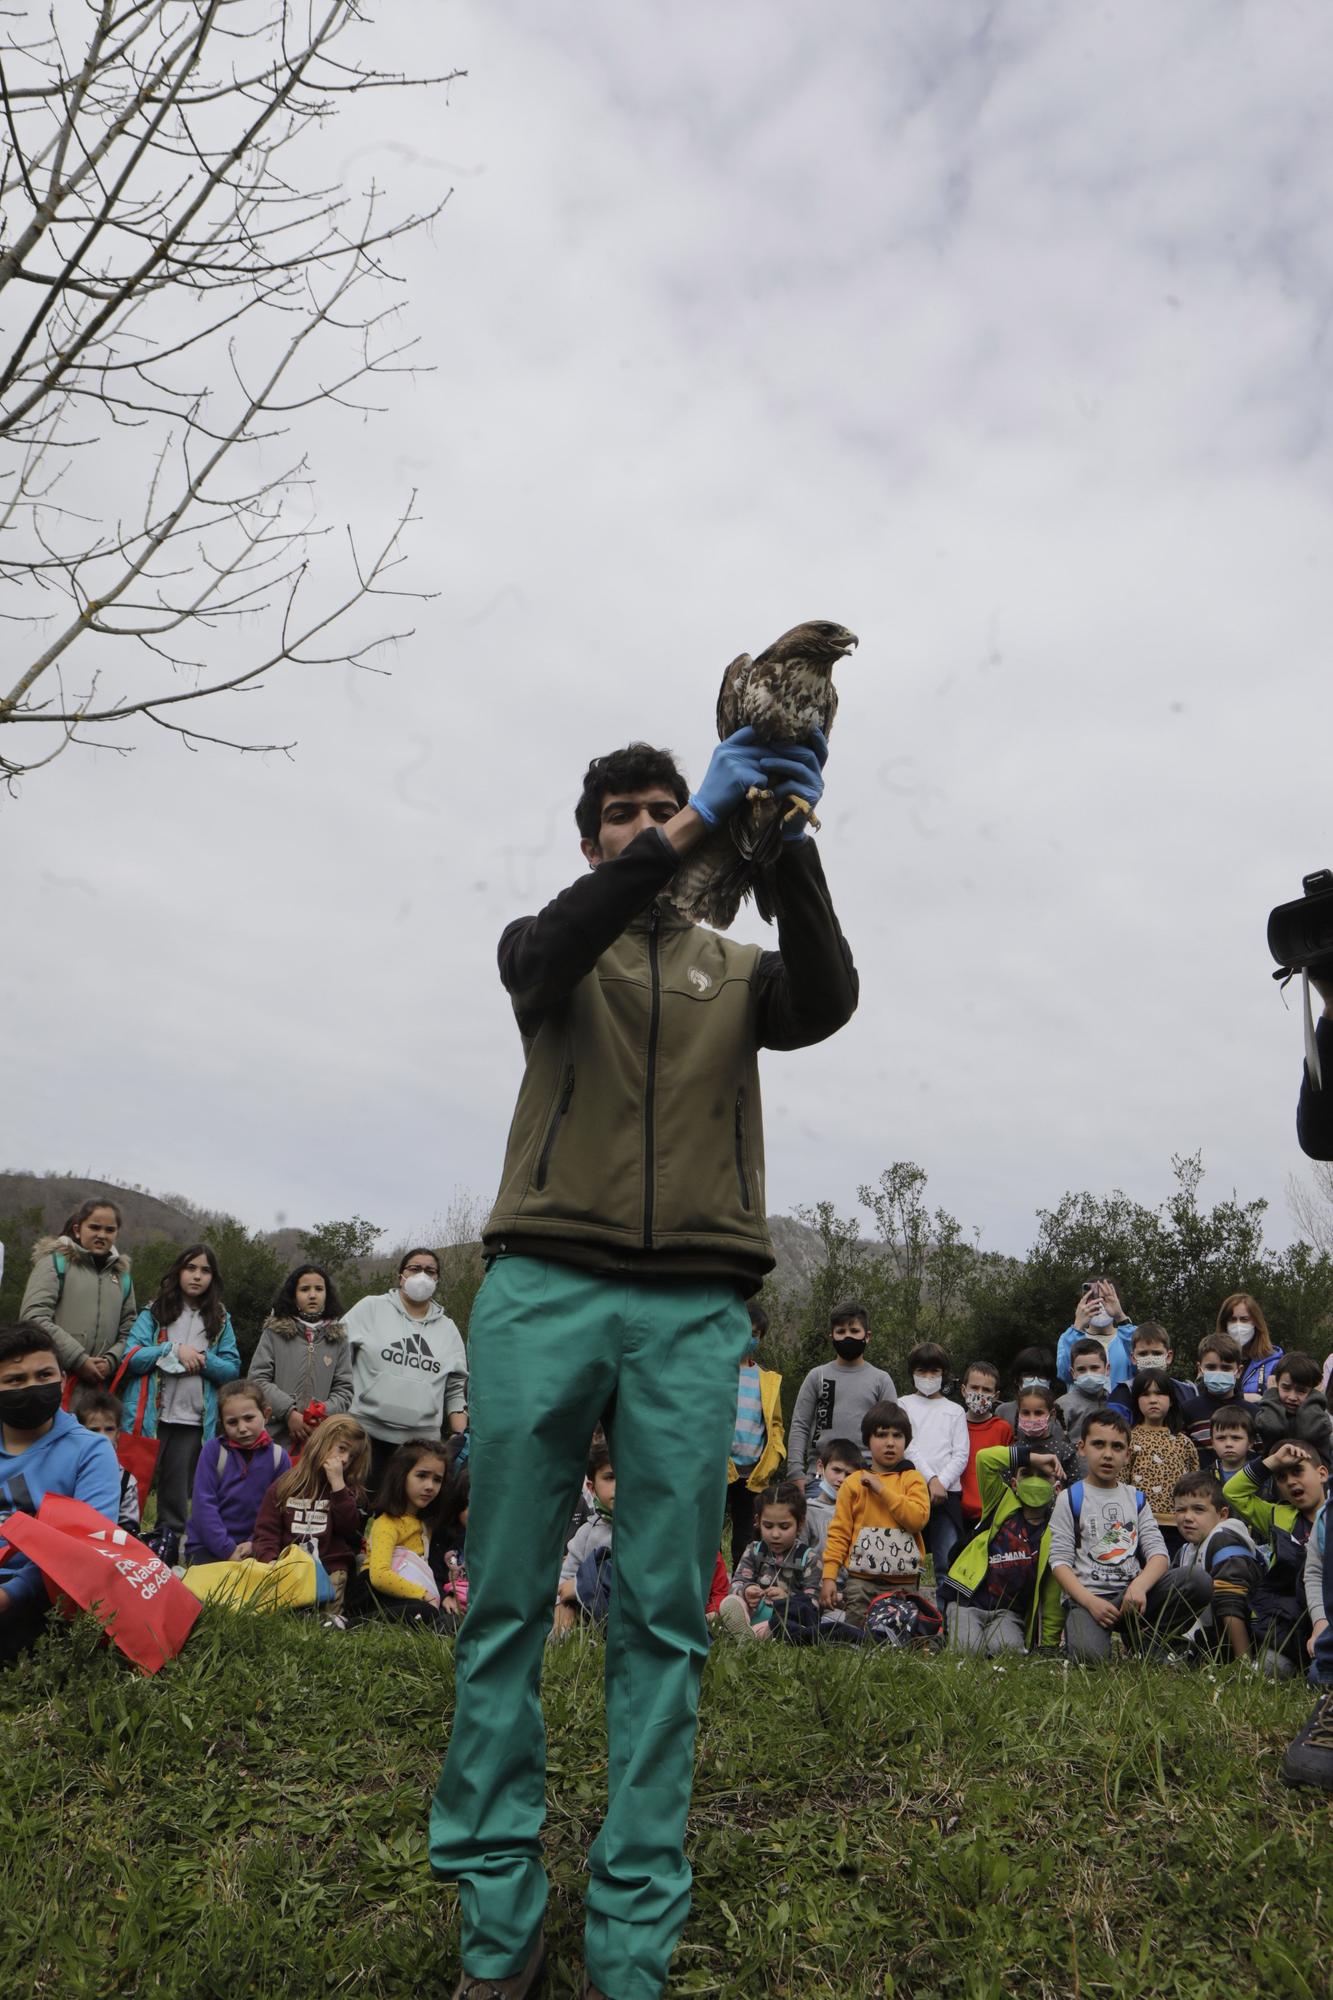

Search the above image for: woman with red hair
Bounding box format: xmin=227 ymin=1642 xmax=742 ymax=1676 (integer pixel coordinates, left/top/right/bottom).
xmin=1215 ymin=1292 xmax=1284 ymax=1400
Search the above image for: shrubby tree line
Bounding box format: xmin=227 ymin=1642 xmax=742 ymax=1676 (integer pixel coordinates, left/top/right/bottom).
xmin=759 ymin=1153 xmax=1333 ymax=1426
xmin=2 ymin=1154 xmax=1330 ymax=1394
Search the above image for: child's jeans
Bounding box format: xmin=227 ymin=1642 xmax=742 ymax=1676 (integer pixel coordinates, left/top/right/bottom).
xmin=154 ymin=1422 xmax=204 ymax=1535
xmin=923 ymin=1494 xmax=963 ymax=1578
xmin=1313 ymin=1536 xmax=1333 ymax=1687
xmin=1064 ymin=1567 xmax=1211 ymax=1663
xmin=947 ymin=1603 xmax=1026 ymax=1655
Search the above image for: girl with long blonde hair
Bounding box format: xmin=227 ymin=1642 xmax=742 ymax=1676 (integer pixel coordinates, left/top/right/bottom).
xmin=251 ymin=1413 xmax=370 ymax=1626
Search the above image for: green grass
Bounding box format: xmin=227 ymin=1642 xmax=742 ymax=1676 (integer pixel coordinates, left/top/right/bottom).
xmin=1 ymin=1612 xmax=1330 ymax=1998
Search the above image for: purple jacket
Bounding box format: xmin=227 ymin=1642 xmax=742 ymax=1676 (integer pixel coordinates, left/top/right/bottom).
xmin=185 ymin=1434 xmax=290 ymax=1562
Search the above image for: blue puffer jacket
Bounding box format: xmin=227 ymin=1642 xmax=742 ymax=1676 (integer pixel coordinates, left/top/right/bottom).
xmin=121 ymin=1309 xmax=241 ymax=1439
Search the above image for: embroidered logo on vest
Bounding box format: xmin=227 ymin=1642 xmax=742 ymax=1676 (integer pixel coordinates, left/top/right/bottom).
xmin=687 ymin=968 xmax=712 ymax=992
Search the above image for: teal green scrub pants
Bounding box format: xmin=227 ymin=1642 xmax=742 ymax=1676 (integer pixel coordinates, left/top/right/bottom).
xmin=430 ymin=1254 xmax=748 ymax=2000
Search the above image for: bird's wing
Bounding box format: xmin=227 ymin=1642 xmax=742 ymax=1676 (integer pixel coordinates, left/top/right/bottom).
xmin=715 ymin=652 xmax=752 ymax=741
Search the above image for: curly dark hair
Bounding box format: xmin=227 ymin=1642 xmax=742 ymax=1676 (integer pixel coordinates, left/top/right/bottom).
xmin=270 ymin=1263 xmax=345 ymax=1322
xmin=574 ymin=743 xmax=689 ymax=844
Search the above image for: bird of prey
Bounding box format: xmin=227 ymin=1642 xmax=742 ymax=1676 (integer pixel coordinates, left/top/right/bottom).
xmin=669 ymin=619 xmax=858 ymax=930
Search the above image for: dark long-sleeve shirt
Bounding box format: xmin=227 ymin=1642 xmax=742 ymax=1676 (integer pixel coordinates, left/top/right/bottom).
xmin=1298 ymin=1015 xmax=1333 ymax=1159
xmin=499 ymin=826 xmax=859 ymax=1049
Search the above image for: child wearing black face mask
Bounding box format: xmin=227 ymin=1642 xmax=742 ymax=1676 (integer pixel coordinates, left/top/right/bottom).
xmin=0 ymin=1323 xmax=121 ymax=1665
xmin=787 ymin=1302 xmax=898 ymax=1489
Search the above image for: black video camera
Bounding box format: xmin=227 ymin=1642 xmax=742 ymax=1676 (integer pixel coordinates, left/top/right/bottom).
xmin=1269 ymin=869 xmax=1333 ymax=982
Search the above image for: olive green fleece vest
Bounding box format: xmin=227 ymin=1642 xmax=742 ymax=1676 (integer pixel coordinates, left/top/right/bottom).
xmin=484 ymin=900 xmax=775 ymax=1276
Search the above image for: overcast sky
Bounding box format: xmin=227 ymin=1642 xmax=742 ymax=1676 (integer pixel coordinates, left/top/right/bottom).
xmin=4 ymin=1 xmax=1332 ymax=1260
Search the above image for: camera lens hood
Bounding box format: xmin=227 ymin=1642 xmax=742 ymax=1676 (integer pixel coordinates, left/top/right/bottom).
xmin=1268 ymin=868 xmax=1333 ymax=978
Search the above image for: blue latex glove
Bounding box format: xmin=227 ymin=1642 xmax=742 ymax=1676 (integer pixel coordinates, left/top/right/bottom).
xmin=761 ymin=733 xmax=827 ymax=839
xmin=688 ymin=727 xmax=771 ymax=826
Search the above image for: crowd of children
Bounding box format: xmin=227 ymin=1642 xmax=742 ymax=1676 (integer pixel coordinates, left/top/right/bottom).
xmin=4 ymin=1215 xmax=1333 ymax=1705
xmin=713 ymin=1279 xmax=1333 ymax=1689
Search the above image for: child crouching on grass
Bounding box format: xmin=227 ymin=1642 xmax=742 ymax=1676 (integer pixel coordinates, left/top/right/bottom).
xmin=716 ymin=1481 xmax=820 ymax=1642
xmin=357 ymin=1437 xmax=450 ymax=1626
xmin=184 ymin=1380 xmax=288 ymax=1566
xmin=1047 ymin=1408 xmax=1210 ymax=1664
xmin=1169 ymin=1471 xmax=1263 ymax=1661
xmin=251 ymin=1414 xmax=368 ymax=1626
xmin=821 ymin=1402 xmax=931 ymax=1636
xmin=944 ymin=1443 xmax=1066 ymax=1655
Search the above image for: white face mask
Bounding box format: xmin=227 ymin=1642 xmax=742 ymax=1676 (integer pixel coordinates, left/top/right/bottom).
xmin=912 ymin=1373 xmax=943 ymax=1398
xmin=1227 ymin=1321 xmax=1255 ymax=1348
xmin=1135 ymin=1354 xmax=1168 ymax=1372
xmin=402 ymin=1271 xmax=438 ymax=1304
xmin=1089 ymin=1310 xmax=1113 ymax=1330
xmin=1074 ymin=1372 xmax=1108 ymax=1396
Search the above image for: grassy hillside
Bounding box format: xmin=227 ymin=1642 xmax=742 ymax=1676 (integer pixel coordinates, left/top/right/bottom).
xmin=0 ymin=1612 xmax=1327 ymax=1999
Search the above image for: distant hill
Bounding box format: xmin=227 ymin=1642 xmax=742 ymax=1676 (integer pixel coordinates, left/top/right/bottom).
xmin=0 ymin=1170 xmax=832 ymax=1298
xmin=0 ymin=1171 xmax=309 ymax=1261
xmin=767 ymin=1213 xmax=834 ymax=1294
xmin=0 ymin=1172 xmax=207 ymax=1247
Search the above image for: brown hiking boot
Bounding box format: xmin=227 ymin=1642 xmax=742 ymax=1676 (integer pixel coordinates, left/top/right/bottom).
xmin=451 ymin=1932 xmax=545 ymax=1998
xmin=1281 ymin=1688 xmax=1333 ymax=1789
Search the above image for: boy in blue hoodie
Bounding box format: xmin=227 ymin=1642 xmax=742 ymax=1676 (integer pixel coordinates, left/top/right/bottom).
xmin=0 ymin=1322 xmax=121 ymax=1663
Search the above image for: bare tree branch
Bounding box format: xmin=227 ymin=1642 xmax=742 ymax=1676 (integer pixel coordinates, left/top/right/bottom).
xmin=1287 ymin=1163 xmax=1333 ymax=1256
xmin=0 ymin=0 xmax=459 ymax=790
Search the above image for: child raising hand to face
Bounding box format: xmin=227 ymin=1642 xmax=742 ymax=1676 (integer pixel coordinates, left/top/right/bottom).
xmin=251 ymin=1414 xmax=369 ymax=1625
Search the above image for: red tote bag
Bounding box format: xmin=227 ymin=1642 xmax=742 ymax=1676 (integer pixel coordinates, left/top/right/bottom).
xmin=109 ymin=1356 xmax=159 ymax=1512
xmin=60 ymin=1356 xmax=160 ymax=1515
xmin=0 ymin=1493 xmax=200 ymax=1673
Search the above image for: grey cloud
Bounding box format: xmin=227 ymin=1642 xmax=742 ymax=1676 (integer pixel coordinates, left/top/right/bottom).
xmin=5 ymin=1 xmax=1331 ymax=1262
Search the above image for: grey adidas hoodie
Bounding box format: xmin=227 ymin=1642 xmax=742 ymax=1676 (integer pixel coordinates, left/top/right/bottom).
xmin=343 ymin=1289 xmax=467 ymax=1445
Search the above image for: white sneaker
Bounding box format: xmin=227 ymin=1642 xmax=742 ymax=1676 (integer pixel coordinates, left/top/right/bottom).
xmin=715 ymin=1596 xmax=759 ymax=1640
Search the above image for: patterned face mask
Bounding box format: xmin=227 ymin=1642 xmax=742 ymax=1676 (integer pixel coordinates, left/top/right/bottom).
xmin=962 ymin=1389 xmax=997 ymax=1418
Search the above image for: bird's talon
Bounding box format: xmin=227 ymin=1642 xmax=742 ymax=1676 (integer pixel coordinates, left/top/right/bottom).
xmin=781 ymin=794 xmax=821 ymax=832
